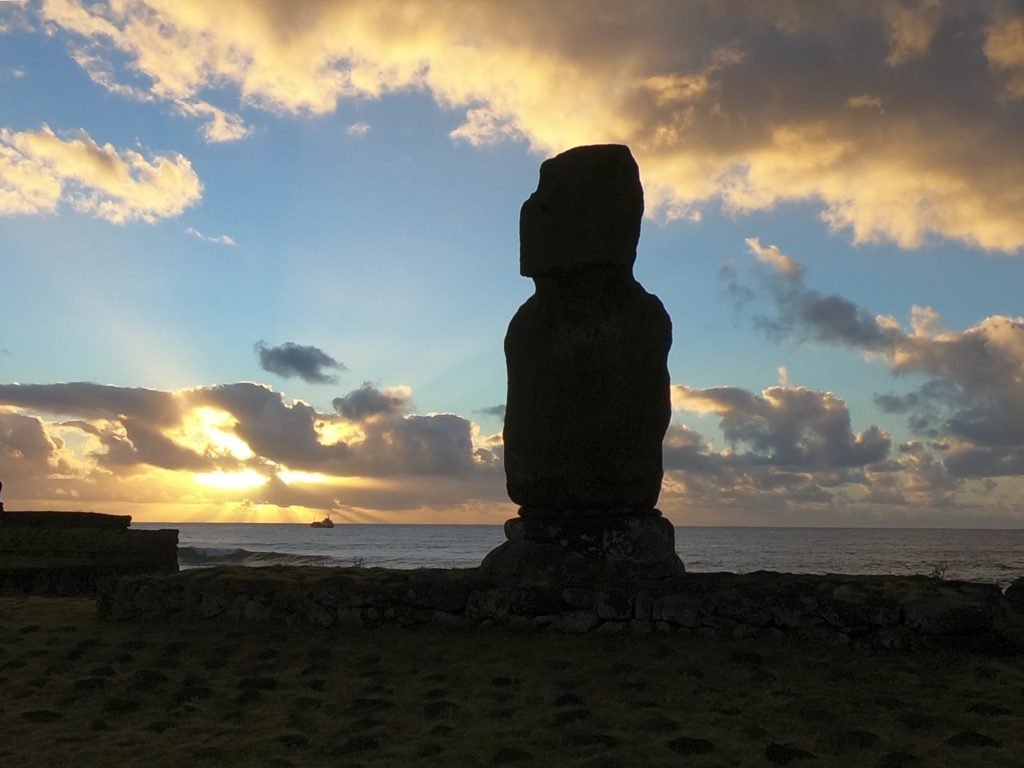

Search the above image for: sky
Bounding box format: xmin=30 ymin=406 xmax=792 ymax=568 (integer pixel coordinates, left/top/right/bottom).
xmin=2 ymin=0 xmax=1024 ymax=527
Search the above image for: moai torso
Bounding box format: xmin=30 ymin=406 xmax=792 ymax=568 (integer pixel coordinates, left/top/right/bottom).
xmin=503 ymin=145 xmax=672 ymax=511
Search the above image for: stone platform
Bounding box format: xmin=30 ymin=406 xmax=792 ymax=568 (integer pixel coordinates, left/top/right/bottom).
xmin=0 ymin=511 xmax=178 ymax=596
xmin=481 ymin=508 xmax=683 ymax=584
xmin=97 ymin=565 xmax=1024 ymax=651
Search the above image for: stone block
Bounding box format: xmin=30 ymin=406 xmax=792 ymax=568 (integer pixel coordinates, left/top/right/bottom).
xmin=551 ymin=611 xmax=599 ymax=634
xmin=595 ymin=589 xmax=631 ymax=620
xmin=652 ymin=595 xmax=702 ymax=627
xmin=465 ymin=588 xmax=511 ymax=620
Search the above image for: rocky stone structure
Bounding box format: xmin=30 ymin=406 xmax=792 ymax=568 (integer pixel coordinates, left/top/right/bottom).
xmin=98 ymin=566 xmax=1024 ymax=651
xmin=483 ymin=144 xmax=681 ymax=583
xmin=0 ymin=511 xmax=178 ymax=596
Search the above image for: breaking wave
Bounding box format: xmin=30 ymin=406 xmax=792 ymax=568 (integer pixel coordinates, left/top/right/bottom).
xmin=178 ymin=546 xmax=345 ymax=569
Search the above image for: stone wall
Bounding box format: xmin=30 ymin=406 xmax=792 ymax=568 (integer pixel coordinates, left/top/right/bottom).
xmin=97 ymin=566 xmax=1024 ymax=650
xmin=0 ymin=511 xmax=178 ymax=596
xmin=0 ymin=511 xmax=132 ymax=529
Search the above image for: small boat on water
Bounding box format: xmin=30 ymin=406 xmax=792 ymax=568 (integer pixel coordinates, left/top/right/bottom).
xmin=310 ymin=516 xmax=334 ymax=528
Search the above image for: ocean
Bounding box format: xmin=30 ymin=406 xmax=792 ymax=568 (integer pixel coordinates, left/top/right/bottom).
xmin=134 ymin=523 xmax=1024 ymax=588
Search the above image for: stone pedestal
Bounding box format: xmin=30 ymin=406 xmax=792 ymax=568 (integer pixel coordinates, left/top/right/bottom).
xmin=481 ymin=508 xmax=683 ymax=586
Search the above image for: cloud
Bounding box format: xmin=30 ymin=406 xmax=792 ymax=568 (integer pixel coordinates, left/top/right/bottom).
xmin=659 ymin=382 xmax=1013 ymax=521
xmin=876 ymin=314 xmax=1024 ymax=478
xmin=0 ymin=409 xmax=69 ymax=481
xmin=0 ymin=380 xmax=504 ymax=518
xmin=196 ymin=382 xmax=347 ymax=469
xmin=96 ymin=414 xmax=212 ymax=471
xmin=846 ymin=94 xmax=883 ymax=111
xmin=0 ymin=124 xmax=202 ymax=222
xmin=69 ymin=49 xmax=249 ymax=143
xmin=0 ymin=0 xmax=30 ymax=35
xmin=186 ymin=226 xmax=235 ymax=246
xmin=345 ymin=412 xmax=478 ymax=476
xmin=332 ymin=382 xmax=409 ymax=421
xmin=37 ymin=0 xmax=1024 ymax=252
xmin=731 ymin=238 xmax=1024 ymax=482
xmin=347 ymin=122 xmax=370 ymax=137
xmin=745 ymin=237 xmax=802 ymax=277
xmin=727 ymin=237 xmax=900 ymax=349
xmin=173 ymin=99 xmax=252 ymax=143
xmin=254 ymin=341 xmax=344 ymax=384
xmin=662 ymin=384 xmax=892 ymax=516
xmin=477 ymin=404 xmax=506 ymax=420
xmin=880 ymin=0 xmax=944 ymax=66
xmin=1 ymin=376 xmax=1017 ymax=523
xmin=450 ymin=106 xmax=526 ymax=146
xmin=674 ymin=384 xmax=891 ymax=470
xmin=985 ymin=11 xmax=1024 ymax=98
xmin=0 ymin=382 xmax=181 ymax=425
xmin=70 ymin=47 xmax=154 ymax=101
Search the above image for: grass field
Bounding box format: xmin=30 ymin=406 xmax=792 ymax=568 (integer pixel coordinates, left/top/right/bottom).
xmin=2 ymin=596 xmax=1023 ymax=767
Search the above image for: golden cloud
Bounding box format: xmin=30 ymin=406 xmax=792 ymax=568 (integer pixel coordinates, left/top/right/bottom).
xmin=0 ymin=124 xmax=202 ymax=222
xmin=0 ymin=381 xmax=506 ymax=522
xmin=40 ymin=0 xmax=1024 ymax=252
xmin=985 ymin=12 xmax=1024 ymax=98
xmin=744 ymin=237 xmax=802 ymax=277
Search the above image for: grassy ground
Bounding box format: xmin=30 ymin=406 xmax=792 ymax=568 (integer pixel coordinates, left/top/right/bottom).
xmin=1 ymin=597 xmax=1022 ymax=767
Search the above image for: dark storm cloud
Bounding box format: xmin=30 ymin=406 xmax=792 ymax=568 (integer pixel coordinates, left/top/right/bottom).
xmin=332 ymin=382 xmax=409 ymax=421
xmin=254 ymin=341 xmax=344 ymax=384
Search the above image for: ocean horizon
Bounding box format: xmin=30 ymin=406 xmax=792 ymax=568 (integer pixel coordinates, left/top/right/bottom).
xmin=135 ymin=523 xmax=1024 ymax=589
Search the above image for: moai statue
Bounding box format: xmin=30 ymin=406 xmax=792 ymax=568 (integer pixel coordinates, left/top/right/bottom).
xmin=483 ymin=144 xmax=683 ymax=584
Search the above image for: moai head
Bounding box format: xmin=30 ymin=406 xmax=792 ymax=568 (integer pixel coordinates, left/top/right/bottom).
xmin=519 ymin=144 xmax=644 ymax=278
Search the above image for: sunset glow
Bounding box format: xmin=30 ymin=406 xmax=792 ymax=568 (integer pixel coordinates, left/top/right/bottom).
xmin=193 ymin=469 xmax=269 ymax=491
xmin=178 ymin=407 xmax=254 ymax=460
xmin=2 ymin=1 xmax=1023 ymax=526
xmin=278 ymin=470 xmax=340 ymax=486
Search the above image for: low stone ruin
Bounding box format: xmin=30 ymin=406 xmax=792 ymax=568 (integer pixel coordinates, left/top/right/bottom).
xmin=483 ymin=144 xmax=681 ymax=584
xmin=0 ymin=510 xmax=178 ymax=596
xmin=98 ymin=566 xmax=1024 ymax=651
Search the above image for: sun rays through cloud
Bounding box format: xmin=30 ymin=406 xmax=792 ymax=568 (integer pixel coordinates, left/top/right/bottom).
xmin=2 ymin=1 xmax=1024 ymax=525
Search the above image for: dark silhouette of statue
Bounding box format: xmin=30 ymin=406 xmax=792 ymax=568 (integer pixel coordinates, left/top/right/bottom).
xmin=483 ymin=144 xmax=683 ymax=584
xmin=0 ymin=478 xmax=4 ymax=512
